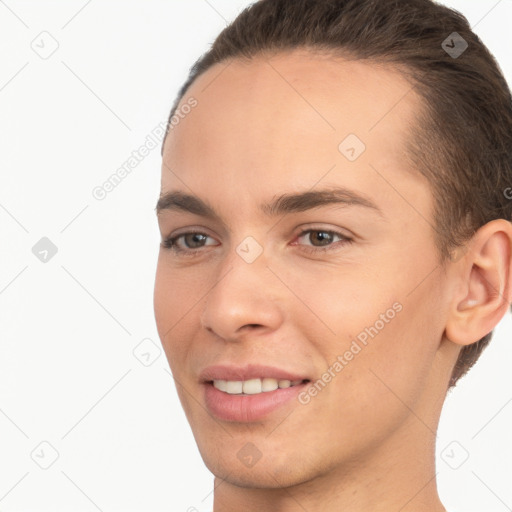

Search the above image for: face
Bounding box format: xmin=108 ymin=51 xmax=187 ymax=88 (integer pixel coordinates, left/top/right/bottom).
xmin=154 ymin=50 xmax=458 ymax=488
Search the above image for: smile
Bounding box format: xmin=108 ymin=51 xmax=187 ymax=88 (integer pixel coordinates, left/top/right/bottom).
xmin=212 ymin=377 xmax=308 ymax=395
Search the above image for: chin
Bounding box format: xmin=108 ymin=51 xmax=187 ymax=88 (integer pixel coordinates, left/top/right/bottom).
xmin=206 ymin=460 xmax=308 ymax=489
xmin=197 ymin=437 xmax=330 ymax=490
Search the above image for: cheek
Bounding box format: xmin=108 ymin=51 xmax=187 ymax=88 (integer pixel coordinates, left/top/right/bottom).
xmin=281 ymin=261 xmax=395 ymax=346
xmin=300 ymin=249 xmax=441 ymax=397
xmin=153 ymin=258 xmax=171 ymax=336
xmin=153 ymin=257 xmax=191 ymax=361
xmin=303 ymin=306 xmax=435 ymax=461
xmin=153 ymin=254 xmax=196 ymax=326
xmin=323 ymin=281 xmax=444 ymax=430
xmin=153 ymin=256 xmax=213 ymax=376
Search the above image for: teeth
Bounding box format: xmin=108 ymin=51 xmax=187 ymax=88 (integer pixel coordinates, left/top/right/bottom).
xmin=213 ymin=377 xmax=305 ymax=395
xmin=225 ymin=381 xmax=243 ymax=394
xmin=261 ymin=377 xmax=278 ymax=392
xmin=243 ymin=378 xmax=262 ymax=394
xmin=214 ymin=380 xmax=227 ymax=392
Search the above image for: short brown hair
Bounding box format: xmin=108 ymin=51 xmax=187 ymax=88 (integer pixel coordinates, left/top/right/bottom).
xmin=163 ymin=0 xmax=512 ymax=389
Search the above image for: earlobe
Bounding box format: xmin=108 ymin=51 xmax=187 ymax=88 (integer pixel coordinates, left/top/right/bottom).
xmin=444 ymin=219 xmax=512 ymax=347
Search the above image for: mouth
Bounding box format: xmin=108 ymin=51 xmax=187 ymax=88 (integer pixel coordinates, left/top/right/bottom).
xmin=199 ymin=363 xmax=312 ymax=384
xmin=208 ymin=377 xmax=310 ymax=395
xmin=199 ymin=364 xmax=313 ymax=422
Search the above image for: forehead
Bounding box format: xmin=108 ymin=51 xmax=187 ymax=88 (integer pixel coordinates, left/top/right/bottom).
xmin=161 ymin=49 xmax=428 ymax=220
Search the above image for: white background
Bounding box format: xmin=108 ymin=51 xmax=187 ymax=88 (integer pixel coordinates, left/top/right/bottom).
xmin=0 ymin=1 xmax=511 ymax=511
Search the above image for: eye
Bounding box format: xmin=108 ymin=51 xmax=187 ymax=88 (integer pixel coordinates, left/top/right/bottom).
xmin=160 ymin=227 xmax=353 ymax=258
xmin=161 ymin=231 xmax=218 ymax=257
xmin=293 ymin=228 xmax=353 ymax=254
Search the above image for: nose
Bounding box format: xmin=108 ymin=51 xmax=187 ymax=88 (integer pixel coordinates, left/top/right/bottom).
xmin=199 ymin=246 xmax=285 ymax=343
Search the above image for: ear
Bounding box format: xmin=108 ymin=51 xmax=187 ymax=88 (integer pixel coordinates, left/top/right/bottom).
xmin=445 ymin=219 xmax=512 ymax=346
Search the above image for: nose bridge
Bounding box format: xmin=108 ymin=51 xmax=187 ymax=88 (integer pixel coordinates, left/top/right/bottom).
xmin=199 ymin=235 xmax=283 ymax=340
xmin=213 ymin=231 xmax=270 ymax=296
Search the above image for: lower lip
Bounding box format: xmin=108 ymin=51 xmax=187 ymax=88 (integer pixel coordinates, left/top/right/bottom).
xmin=203 ymin=381 xmax=309 ymax=422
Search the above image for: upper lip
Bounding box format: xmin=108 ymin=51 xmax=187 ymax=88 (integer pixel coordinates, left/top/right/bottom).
xmin=199 ymin=364 xmax=311 ymax=383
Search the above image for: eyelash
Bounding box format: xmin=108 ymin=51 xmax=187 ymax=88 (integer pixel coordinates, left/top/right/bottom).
xmin=160 ymin=228 xmax=353 ymax=258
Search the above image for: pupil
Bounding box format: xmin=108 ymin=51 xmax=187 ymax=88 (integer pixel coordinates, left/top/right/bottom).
xmin=187 ymin=233 xmax=205 ymax=248
xmin=313 ymin=231 xmax=331 ymax=246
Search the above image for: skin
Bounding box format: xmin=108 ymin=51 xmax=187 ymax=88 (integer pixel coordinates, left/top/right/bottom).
xmin=154 ymin=49 xmax=512 ymax=512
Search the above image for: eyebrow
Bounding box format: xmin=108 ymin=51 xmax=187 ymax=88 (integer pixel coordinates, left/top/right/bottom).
xmin=155 ymin=187 xmax=384 ymax=219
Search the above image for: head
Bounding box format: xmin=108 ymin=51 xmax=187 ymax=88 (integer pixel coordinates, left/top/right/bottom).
xmin=154 ymin=0 xmax=512 ymax=494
